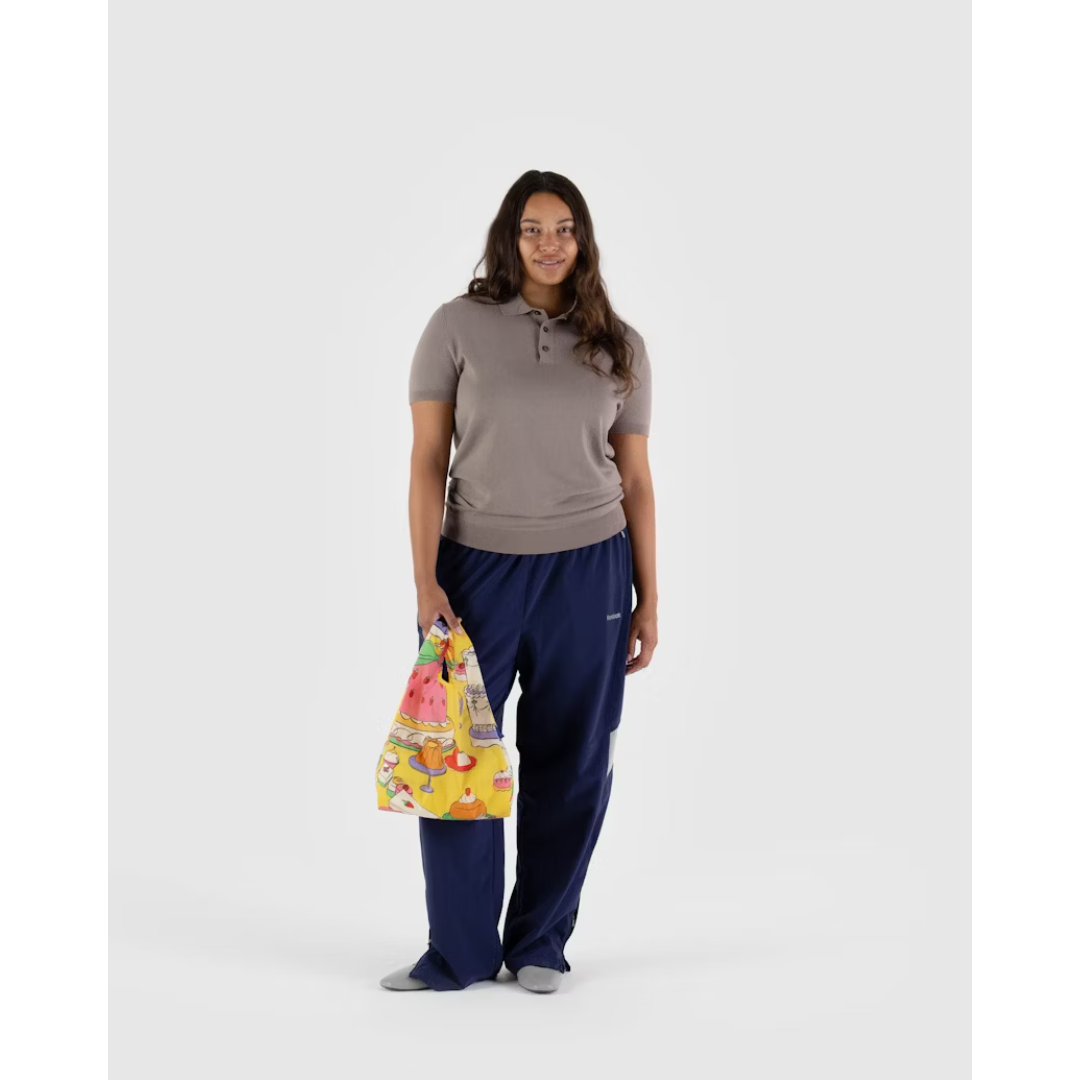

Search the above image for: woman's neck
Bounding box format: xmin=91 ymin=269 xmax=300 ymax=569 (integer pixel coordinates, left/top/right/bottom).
xmin=519 ymin=282 xmax=567 ymax=318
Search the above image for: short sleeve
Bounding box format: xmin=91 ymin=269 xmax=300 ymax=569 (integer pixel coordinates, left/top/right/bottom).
xmin=408 ymin=304 xmax=460 ymax=405
xmin=609 ymin=333 xmax=652 ymax=436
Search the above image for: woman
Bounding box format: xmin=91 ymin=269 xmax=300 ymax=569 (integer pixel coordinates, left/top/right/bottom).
xmin=382 ymin=170 xmax=658 ymax=993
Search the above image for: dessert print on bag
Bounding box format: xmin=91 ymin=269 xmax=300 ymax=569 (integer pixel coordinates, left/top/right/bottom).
xmin=375 ymin=618 xmax=515 ymax=819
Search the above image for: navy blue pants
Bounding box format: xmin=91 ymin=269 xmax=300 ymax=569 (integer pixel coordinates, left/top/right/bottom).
xmin=408 ymin=528 xmax=634 ymax=990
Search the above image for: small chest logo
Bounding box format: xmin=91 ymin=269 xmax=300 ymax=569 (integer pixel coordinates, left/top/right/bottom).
xmin=606 ymin=612 xmax=621 ymax=621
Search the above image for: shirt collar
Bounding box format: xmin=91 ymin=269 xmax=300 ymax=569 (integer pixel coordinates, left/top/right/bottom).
xmin=497 ymin=291 xmax=578 ymax=320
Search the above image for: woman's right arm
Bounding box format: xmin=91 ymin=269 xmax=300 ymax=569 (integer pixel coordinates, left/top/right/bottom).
xmin=409 ymin=400 xmax=463 ymax=634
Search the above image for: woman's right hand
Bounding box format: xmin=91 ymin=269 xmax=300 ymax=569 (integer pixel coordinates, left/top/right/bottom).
xmin=416 ymin=583 xmax=464 ymax=636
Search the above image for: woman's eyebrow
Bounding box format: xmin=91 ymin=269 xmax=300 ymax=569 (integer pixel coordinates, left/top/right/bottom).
xmin=520 ymin=217 xmax=575 ymax=224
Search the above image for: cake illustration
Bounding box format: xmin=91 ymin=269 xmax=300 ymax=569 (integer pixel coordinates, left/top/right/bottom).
xmin=444 ymin=745 xmax=476 ymax=773
xmin=376 ymin=749 xmax=399 ymax=786
xmin=461 ymin=646 xmax=501 ymax=747
xmin=388 ymin=712 xmax=458 ymax=753
xmin=398 ymin=650 xmax=449 ymax=725
xmin=390 ymin=632 xmax=457 ymax=752
xmin=447 ymin=787 xmax=487 ymax=820
xmin=409 ymin=737 xmax=447 ymax=792
xmin=493 ymin=765 xmax=513 ymax=791
xmin=384 ymin=779 xmax=439 ymax=817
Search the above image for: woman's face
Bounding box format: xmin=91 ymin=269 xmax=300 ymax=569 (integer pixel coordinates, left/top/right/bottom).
xmin=517 ymin=193 xmax=579 ymax=288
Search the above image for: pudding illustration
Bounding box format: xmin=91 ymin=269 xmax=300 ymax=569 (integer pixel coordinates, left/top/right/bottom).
xmin=493 ymin=765 xmax=513 ymax=791
xmin=447 ymin=787 xmax=487 ymax=820
xmin=376 ymin=749 xmax=399 ymax=786
xmin=409 ymin=737 xmax=448 ymax=792
xmin=415 ymin=739 xmax=444 ymax=771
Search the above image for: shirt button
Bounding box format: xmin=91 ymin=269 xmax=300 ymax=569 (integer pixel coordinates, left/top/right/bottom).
xmin=532 ymin=310 xmax=541 ymax=315
xmin=542 ymin=345 xmax=550 ymax=352
xmin=542 ymin=326 xmax=549 ymax=332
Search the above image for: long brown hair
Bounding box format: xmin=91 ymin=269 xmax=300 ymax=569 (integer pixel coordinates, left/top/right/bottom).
xmin=457 ymin=170 xmax=642 ymax=397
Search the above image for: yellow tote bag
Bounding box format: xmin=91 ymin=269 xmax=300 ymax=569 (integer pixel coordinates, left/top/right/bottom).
xmin=375 ymin=618 xmax=514 ymax=819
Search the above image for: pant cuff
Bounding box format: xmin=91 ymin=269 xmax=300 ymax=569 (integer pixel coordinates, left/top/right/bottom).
xmin=410 ymin=950 xmax=502 ymax=992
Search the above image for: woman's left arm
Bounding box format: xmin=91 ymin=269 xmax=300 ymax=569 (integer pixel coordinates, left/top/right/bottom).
xmin=611 ymin=433 xmax=657 ymax=673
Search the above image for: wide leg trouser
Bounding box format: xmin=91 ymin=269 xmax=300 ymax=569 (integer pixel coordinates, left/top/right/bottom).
xmin=408 ymin=527 xmax=634 ymax=991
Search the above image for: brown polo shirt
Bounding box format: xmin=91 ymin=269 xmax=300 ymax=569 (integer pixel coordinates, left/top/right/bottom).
xmin=408 ymin=291 xmax=652 ymax=554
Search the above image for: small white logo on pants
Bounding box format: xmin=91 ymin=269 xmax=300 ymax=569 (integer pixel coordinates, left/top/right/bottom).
xmin=606 ymin=612 xmax=621 ymax=620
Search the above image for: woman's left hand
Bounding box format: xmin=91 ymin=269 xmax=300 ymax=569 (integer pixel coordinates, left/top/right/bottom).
xmin=626 ymin=606 xmax=657 ymax=674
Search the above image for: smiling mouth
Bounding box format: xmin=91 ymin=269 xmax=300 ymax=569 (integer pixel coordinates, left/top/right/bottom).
xmin=536 ymin=259 xmax=563 ymax=267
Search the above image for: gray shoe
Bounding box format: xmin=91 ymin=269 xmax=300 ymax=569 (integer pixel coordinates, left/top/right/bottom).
xmin=380 ymin=964 xmax=431 ymax=991
xmin=515 ymin=966 xmax=563 ymax=993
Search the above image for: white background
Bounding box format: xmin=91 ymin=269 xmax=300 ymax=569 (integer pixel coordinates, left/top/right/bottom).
xmin=102 ymin=2 xmax=971 ymax=1076
xmin=0 ymin=0 xmax=1002 ymax=1075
